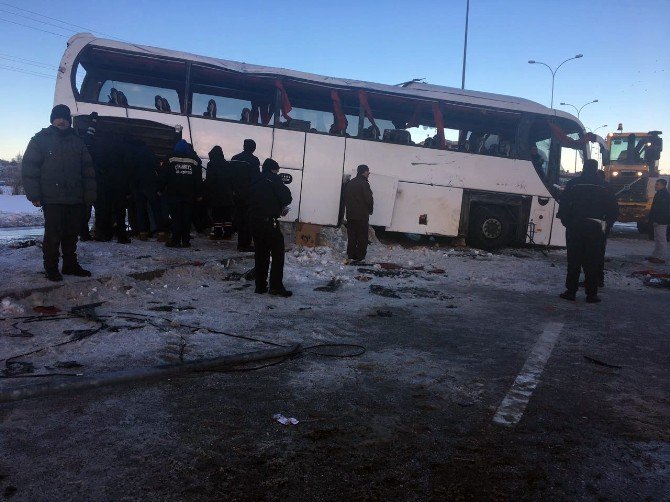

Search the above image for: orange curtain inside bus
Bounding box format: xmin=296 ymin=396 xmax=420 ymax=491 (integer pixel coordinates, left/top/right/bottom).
xmin=330 ymin=90 xmax=348 ymax=133
xmin=432 ymin=103 xmax=446 ymax=148
xmin=275 ymin=80 xmax=292 ymax=120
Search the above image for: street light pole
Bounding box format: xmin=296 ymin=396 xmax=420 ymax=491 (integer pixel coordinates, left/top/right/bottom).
xmin=559 ymin=99 xmax=598 ymax=172
xmin=560 ymin=99 xmax=598 ymax=120
xmin=461 ymin=0 xmax=470 ymax=90
xmin=528 ymin=54 xmax=583 ymax=109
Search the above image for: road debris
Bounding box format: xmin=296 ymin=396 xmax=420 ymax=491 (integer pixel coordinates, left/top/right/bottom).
xmin=273 ymin=413 xmax=300 ymax=425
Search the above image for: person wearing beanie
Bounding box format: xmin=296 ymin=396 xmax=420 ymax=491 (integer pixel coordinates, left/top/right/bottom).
xmin=557 ymin=159 xmax=618 ymax=303
xmin=248 ymin=158 xmax=293 ymax=296
xmin=230 ymin=139 xmax=261 ymax=251
xmin=22 ymin=104 xmax=97 ymax=281
xmin=344 ymin=164 xmax=374 ymax=262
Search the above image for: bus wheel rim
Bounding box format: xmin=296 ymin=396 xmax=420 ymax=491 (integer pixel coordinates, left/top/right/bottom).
xmin=482 ymin=218 xmax=502 ymax=239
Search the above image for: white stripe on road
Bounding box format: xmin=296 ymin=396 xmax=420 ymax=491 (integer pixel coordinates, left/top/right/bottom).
xmin=493 ymin=322 xmax=564 ymax=426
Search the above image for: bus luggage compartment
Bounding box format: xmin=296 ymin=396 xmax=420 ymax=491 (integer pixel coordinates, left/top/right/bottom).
xmin=73 ymin=115 xmax=182 ymax=161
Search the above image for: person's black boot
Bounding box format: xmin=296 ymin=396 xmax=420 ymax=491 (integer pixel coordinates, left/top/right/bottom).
xmin=62 ymin=263 xmax=92 ymax=277
xmin=269 ymin=287 xmax=293 ymax=297
xmin=45 ymin=269 xmax=63 ymax=282
xmin=559 ymin=291 xmax=576 ymax=301
xmin=585 ymin=295 xmax=602 ymax=303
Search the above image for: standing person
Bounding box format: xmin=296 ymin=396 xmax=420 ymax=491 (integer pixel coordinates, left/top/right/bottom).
xmin=92 ymin=133 xmax=132 ymax=244
xmin=557 ymin=159 xmax=619 ymax=303
xmin=230 ymin=139 xmax=261 ymax=251
xmin=126 ymin=137 xmax=164 ymax=241
xmin=344 ymin=164 xmax=374 ymax=262
xmin=22 ymin=104 xmax=97 ymax=281
xmin=646 ymin=178 xmax=669 ymax=264
xmin=248 ymin=158 xmax=293 ymax=296
xmin=160 ymin=140 xmax=204 ymax=248
xmin=206 ymin=146 xmax=234 ymax=240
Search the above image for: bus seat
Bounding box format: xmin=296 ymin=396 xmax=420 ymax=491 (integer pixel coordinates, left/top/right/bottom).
xmin=117 ymin=91 xmax=128 ymax=107
xmin=360 ymin=124 xmax=380 ymax=140
xmin=383 ymin=129 xmax=411 ymax=145
xmin=287 ymin=118 xmax=311 ymax=132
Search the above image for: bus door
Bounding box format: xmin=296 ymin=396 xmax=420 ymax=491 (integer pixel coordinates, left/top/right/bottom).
xmin=272 ymin=128 xmax=306 ymax=223
xmin=300 ymin=135 xmax=345 ymax=225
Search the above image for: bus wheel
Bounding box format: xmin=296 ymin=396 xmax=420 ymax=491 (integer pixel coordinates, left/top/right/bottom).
xmin=467 ymin=205 xmax=511 ymax=250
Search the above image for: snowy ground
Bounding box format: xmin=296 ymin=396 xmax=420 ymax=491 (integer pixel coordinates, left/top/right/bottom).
xmin=0 ymin=224 xmax=665 ymax=387
xmin=0 ymin=194 xmax=43 ymax=228
xmin=0 ymin=223 xmax=668 ymax=499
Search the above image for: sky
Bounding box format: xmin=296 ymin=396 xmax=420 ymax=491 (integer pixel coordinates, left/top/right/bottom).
xmin=0 ymin=0 xmax=668 ymax=172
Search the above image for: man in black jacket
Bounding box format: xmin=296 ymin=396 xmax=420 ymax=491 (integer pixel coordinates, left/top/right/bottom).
xmin=248 ymin=158 xmax=293 ymax=297
xmin=205 ymin=146 xmax=234 ymax=240
xmin=126 ymin=137 xmax=164 ymax=241
xmin=344 ymin=164 xmax=374 ymax=261
xmin=557 ymin=159 xmax=619 ymax=303
xmin=159 ymin=140 xmax=204 ymax=248
xmin=230 ymin=139 xmax=261 ymax=251
xmin=647 ymin=178 xmax=669 ymax=264
xmin=22 ymin=105 xmax=97 ymax=281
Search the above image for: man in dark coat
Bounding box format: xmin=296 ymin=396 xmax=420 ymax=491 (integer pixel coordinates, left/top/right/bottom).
xmin=557 ymin=159 xmax=619 ymax=303
xmin=230 ymin=139 xmax=261 ymax=251
xmin=159 ymin=140 xmax=204 ymax=248
xmin=647 ymin=178 xmax=669 ymax=264
xmin=92 ymin=133 xmax=132 ymax=243
xmin=205 ymin=146 xmax=234 ymax=240
xmin=22 ymin=104 xmax=97 ymax=281
xmin=248 ymin=158 xmax=293 ymax=296
xmin=126 ymin=137 xmax=165 ymax=240
xmin=344 ymin=164 xmax=374 ymax=261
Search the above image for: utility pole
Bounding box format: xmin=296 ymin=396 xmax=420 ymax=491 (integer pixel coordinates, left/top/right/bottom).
xmin=461 ymin=0 xmax=469 ymax=90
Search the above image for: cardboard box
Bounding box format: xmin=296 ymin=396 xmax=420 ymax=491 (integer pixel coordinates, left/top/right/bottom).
xmin=295 ymin=223 xmax=320 ymax=247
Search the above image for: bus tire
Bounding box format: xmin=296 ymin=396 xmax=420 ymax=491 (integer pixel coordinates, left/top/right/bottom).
xmin=467 ymin=205 xmax=511 ymax=250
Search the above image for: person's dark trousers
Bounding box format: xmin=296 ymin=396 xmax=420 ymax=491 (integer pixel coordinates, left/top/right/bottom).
xmin=211 ymin=205 xmax=234 ymax=237
xmin=95 ymin=189 xmax=127 ymax=240
xmin=235 ymin=202 xmax=252 ymax=248
xmin=565 ymin=220 xmax=605 ymax=297
xmin=126 ymin=197 xmax=138 ymax=236
xmin=251 ymin=219 xmax=285 ymax=291
xmin=79 ymin=205 xmax=92 ymax=238
xmin=192 ymin=200 xmax=211 ymax=233
xmin=346 ymin=219 xmax=369 ymax=260
xmin=134 ymin=191 xmax=164 ymax=234
xmin=43 ymin=204 xmax=82 ymax=272
xmin=168 ymin=198 xmax=193 ymax=245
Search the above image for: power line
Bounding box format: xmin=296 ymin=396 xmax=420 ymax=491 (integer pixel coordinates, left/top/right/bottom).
xmin=0 ymin=8 xmax=76 ymax=34
xmin=0 ymin=16 xmax=68 ymax=37
xmin=0 ymin=54 xmax=57 ymax=70
xmin=0 ymin=64 xmax=54 ymax=79
xmin=0 ymin=2 xmax=119 ymax=39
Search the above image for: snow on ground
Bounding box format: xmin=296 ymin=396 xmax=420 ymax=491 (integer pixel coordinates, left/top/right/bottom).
xmin=0 ymin=194 xmax=43 ymax=228
xmin=0 ymin=224 xmax=667 ymax=395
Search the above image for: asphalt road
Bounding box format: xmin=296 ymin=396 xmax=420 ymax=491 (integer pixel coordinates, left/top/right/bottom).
xmin=0 ymin=233 xmax=668 ymax=501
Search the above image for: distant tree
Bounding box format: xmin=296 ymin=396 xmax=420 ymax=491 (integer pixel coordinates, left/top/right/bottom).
xmin=8 ymin=154 xmax=23 ymax=195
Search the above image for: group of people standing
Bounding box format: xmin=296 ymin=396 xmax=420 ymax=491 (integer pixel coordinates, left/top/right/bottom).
xmin=22 ymin=104 xmax=295 ymax=296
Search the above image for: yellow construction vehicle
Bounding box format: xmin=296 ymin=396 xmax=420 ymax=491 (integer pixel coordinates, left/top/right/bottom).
xmin=603 ymin=128 xmax=663 ymax=232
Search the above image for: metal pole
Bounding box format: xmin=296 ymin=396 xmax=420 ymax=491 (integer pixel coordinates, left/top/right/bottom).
xmin=461 ymin=0 xmax=469 ymax=90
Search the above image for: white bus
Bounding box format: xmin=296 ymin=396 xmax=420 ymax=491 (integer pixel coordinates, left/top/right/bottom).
xmin=55 ymin=32 xmax=593 ymax=249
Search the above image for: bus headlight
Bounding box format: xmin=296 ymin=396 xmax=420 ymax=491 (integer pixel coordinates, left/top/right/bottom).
xmin=612 ymin=171 xmax=619 ymax=177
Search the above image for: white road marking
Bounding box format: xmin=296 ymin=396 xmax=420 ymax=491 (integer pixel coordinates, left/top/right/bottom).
xmin=493 ymin=322 xmax=564 ymax=426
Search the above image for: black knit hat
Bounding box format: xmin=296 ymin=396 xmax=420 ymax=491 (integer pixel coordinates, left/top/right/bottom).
xmin=50 ymin=104 xmax=71 ymax=124
xmin=357 ymin=164 xmax=370 ymax=175
xmin=262 ymin=158 xmax=280 ymax=172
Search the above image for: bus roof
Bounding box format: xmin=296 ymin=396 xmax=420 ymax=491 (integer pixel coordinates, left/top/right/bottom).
xmin=68 ymin=33 xmax=581 ymax=124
